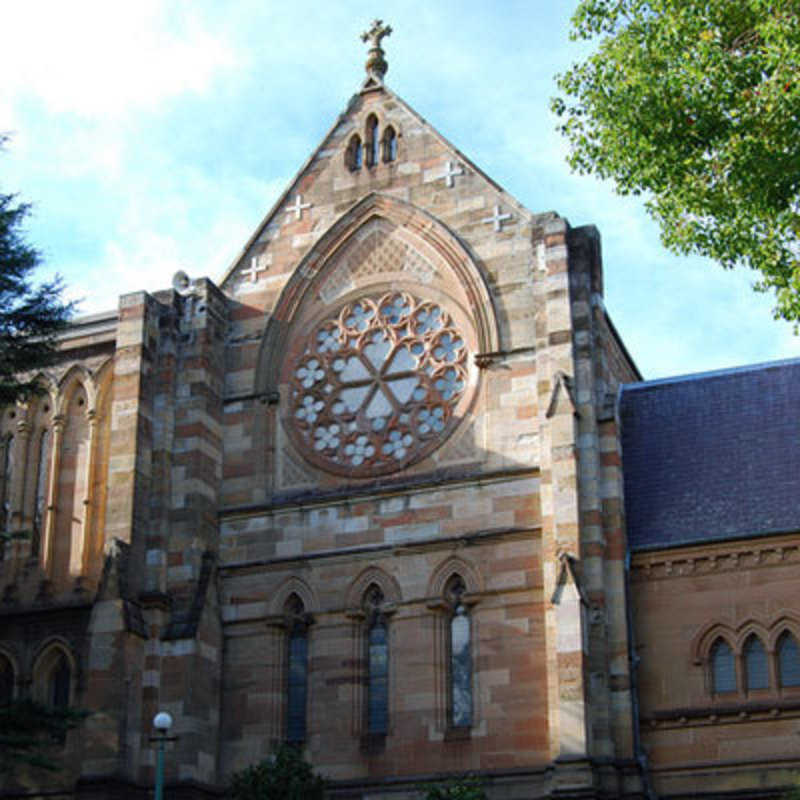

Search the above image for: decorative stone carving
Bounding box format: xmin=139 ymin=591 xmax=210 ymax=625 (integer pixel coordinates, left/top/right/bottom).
xmin=285 ymin=291 xmax=471 ymax=476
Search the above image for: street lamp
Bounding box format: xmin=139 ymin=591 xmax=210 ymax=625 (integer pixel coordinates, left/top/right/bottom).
xmin=151 ymin=711 xmax=173 ymax=800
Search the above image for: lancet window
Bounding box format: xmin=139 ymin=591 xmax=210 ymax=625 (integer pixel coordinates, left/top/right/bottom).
xmin=284 ymin=593 xmax=309 ymax=743
xmin=778 ymin=632 xmax=800 ymax=688
xmin=32 ymin=427 xmax=51 ymax=554
xmin=366 ymin=115 xmax=379 ymax=167
xmin=743 ymin=635 xmax=769 ymax=690
xmin=35 ymin=646 xmax=72 ymax=709
xmin=382 ymin=126 xmax=397 ymax=162
xmin=346 ymin=134 xmax=363 ymax=171
xmin=710 ymin=638 xmax=736 ymax=694
xmin=364 ymin=584 xmax=389 ymax=735
xmin=445 ymin=575 xmax=472 ymax=728
xmin=0 ymin=433 xmax=14 ymax=535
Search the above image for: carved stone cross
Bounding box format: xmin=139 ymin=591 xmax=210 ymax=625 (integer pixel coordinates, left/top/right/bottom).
xmin=242 ymin=253 xmax=272 ymax=283
xmin=442 ymin=160 xmax=464 ymax=188
xmin=361 ymin=19 xmax=392 ymax=49
xmin=361 ymin=19 xmax=392 ymax=79
xmin=286 ymin=195 xmax=312 ymax=221
xmin=482 ymin=203 xmax=513 ymax=232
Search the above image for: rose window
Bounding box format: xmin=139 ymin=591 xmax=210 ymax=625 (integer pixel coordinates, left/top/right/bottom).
xmin=286 ymin=292 xmax=472 ymax=475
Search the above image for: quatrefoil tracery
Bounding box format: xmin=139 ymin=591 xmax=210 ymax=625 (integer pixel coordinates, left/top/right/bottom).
xmin=288 ymin=292 xmax=470 ymax=475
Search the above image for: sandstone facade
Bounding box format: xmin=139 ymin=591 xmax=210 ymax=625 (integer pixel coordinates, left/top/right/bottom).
xmin=1 ymin=52 xmax=798 ymax=800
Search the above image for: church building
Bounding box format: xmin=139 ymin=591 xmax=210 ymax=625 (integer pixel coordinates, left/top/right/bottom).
xmin=1 ymin=23 xmax=799 ymax=800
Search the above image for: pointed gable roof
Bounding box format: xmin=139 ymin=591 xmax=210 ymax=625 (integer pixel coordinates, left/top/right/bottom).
xmin=219 ymin=81 xmax=561 ymax=291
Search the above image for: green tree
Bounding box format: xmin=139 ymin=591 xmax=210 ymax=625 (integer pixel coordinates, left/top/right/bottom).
xmin=1 ymin=136 xmax=74 ymax=406
xmin=0 ymin=699 xmax=84 ymax=775
xmin=230 ymin=744 xmax=326 ymax=800
xmin=552 ymin=1 xmax=800 ymax=325
xmin=422 ymin=775 xmax=487 ymax=800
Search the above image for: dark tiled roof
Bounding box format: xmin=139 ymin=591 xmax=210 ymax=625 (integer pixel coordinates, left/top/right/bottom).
xmin=619 ymin=358 xmax=800 ymax=552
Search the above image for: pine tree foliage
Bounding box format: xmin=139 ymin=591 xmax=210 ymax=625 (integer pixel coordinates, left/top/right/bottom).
xmin=0 ymin=699 xmax=84 ymax=774
xmin=553 ymin=1 xmax=800 ymax=325
xmin=1 ymin=139 xmax=73 ymax=405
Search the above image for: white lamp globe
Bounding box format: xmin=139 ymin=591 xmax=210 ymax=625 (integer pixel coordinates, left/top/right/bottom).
xmin=153 ymin=711 xmax=173 ymax=733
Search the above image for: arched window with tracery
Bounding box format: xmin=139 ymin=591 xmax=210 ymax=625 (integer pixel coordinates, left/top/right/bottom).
xmin=363 ymin=583 xmax=389 ymax=735
xmin=346 ymin=135 xmax=363 ymax=171
xmin=444 ymin=574 xmax=472 ymax=728
xmin=0 ymin=653 xmax=14 ymax=706
xmin=284 ymin=593 xmax=309 ymax=743
xmin=382 ymin=126 xmax=397 ymax=163
xmin=710 ymin=638 xmax=736 ymax=694
xmin=778 ymin=631 xmax=800 ymax=688
xmin=743 ymin=634 xmax=769 ymax=690
xmin=365 ymin=115 xmax=379 ymax=167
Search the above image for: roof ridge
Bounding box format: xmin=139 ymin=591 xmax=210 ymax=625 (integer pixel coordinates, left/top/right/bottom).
xmin=622 ymin=354 xmax=800 ymax=392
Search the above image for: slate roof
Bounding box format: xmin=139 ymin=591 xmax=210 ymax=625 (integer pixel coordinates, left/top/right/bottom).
xmin=619 ymin=357 xmax=800 ymax=552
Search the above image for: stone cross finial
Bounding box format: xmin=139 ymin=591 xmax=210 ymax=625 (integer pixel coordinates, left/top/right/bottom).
xmin=361 ymin=19 xmax=392 ymax=80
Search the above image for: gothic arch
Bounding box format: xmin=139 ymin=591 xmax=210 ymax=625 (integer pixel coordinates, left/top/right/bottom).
xmin=733 ymin=619 xmax=771 ymax=653
xmin=345 ymin=565 xmax=402 ymax=610
xmin=55 ymin=365 xmax=94 ymax=416
xmin=427 ymin=555 xmax=483 ymax=599
xmin=691 ymin=621 xmax=736 ymax=665
xmin=767 ymin=612 xmax=800 ymax=651
xmin=269 ymin=575 xmax=318 ymax=616
xmin=32 ymin=639 xmax=77 ymax=707
xmin=255 ymin=192 xmax=499 ymax=398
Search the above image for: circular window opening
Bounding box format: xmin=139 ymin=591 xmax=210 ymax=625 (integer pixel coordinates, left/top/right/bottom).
xmin=284 ymin=291 xmax=473 ymax=476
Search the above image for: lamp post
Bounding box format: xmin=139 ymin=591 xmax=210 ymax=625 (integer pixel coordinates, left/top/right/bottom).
xmin=151 ymin=711 xmax=173 ymax=800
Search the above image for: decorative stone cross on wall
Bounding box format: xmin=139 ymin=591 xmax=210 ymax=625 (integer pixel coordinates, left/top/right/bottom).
xmin=286 ymin=195 xmax=312 ymax=222
xmin=242 ymin=252 xmax=272 ymax=283
xmin=442 ymin=161 xmax=464 ymax=188
xmin=482 ymin=203 xmax=514 ymax=232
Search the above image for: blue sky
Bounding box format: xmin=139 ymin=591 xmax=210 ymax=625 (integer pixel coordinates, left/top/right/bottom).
xmin=1 ymin=0 xmax=795 ymax=379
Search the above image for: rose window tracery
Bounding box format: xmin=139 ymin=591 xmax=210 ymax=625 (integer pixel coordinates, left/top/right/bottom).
xmin=286 ymin=292 xmax=472 ymax=475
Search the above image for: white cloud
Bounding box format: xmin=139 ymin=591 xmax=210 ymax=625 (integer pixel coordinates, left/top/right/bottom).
xmin=0 ymin=0 xmax=239 ymax=117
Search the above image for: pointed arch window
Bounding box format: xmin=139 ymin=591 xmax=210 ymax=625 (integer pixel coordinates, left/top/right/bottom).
xmin=1 ymin=433 xmax=14 ymax=534
xmin=382 ymin=126 xmax=397 ymax=163
xmin=284 ymin=593 xmax=309 ymax=743
xmin=0 ymin=653 xmax=14 ymax=706
xmin=710 ymin=638 xmax=736 ymax=693
xmin=366 ymin=115 xmax=379 ymax=168
xmin=346 ymin=135 xmax=363 ymax=171
xmin=364 ymin=584 xmax=389 ymax=735
xmin=778 ymin=632 xmax=800 ymax=688
xmin=743 ymin=635 xmax=769 ymax=690
xmin=50 ymin=652 xmax=71 ymax=708
xmin=445 ymin=575 xmax=472 ymax=728
xmin=32 ymin=427 xmax=51 ymax=554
